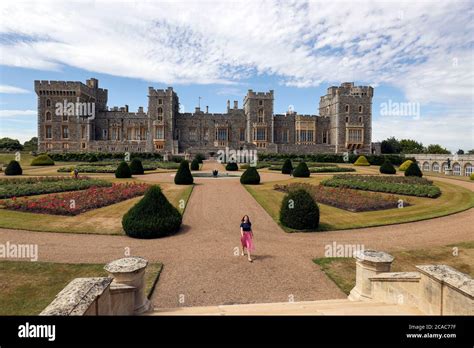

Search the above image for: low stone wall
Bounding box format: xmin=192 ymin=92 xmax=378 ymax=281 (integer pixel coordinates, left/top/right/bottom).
xmin=348 ymin=250 xmax=474 ymax=315
xmin=41 ymin=257 xmax=151 ymax=316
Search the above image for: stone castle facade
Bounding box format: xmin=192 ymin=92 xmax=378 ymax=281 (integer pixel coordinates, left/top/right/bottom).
xmin=35 ymin=79 xmax=373 ymax=155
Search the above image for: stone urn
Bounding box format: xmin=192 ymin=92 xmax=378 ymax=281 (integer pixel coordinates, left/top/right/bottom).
xmin=212 ymin=169 xmax=218 ymax=177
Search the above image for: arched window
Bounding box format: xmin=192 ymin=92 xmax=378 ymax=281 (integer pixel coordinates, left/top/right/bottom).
xmin=345 ymin=105 xmax=350 ymax=113
xmin=452 ymin=163 xmax=461 ymax=176
xmin=345 ymin=116 xmax=349 ymax=123
xmin=45 ymin=111 xmax=52 ymax=121
xmin=423 ymin=162 xmax=430 ymax=171
xmin=465 ymin=164 xmax=473 ymax=176
xmin=46 ymin=99 xmax=51 ymax=107
xmin=358 ymin=105 xmax=363 ymax=113
xmin=432 ymin=162 xmax=440 ymax=172
xmin=358 ymin=116 xmax=362 ymax=123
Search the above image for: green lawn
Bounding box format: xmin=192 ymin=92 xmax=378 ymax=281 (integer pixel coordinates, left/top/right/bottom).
xmin=313 ymin=242 xmax=474 ymax=295
xmin=0 ymin=260 xmax=162 ymax=315
xmin=245 ymin=175 xmax=474 ymax=232
xmin=0 ymin=183 xmax=194 ymax=234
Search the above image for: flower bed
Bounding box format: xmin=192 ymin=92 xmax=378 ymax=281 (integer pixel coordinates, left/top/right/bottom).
xmin=274 ymin=183 xmax=402 ymax=212
xmin=57 ymin=161 xmax=178 ymax=173
xmin=1 ymin=183 xmax=149 ymax=215
xmin=310 ymin=167 xmax=356 ymax=173
xmin=321 ymin=175 xmax=441 ymax=198
xmin=0 ymin=176 xmax=111 ymax=199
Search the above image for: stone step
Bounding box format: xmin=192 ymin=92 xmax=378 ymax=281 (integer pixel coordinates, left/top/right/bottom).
xmin=149 ymin=299 xmax=423 ymax=316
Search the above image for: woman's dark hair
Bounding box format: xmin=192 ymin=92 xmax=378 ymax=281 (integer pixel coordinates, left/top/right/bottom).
xmin=241 ymin=215 xmax=251 ymax=223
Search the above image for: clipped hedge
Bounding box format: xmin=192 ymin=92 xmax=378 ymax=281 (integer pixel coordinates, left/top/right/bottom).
xmin=354 ymin=155 xmax=370 ymax=166
xmin=225 ymin=162 xmax=238 ymax=171
xmin=379 ymin=160 xmax=396 ymax=174
xmin=240 ymin=167 xmax=260 ymax=185
xmin=5 ymin=160 xmax=22 ymax=176
xmin=281 ymin=159 xmax=293 ymax=174
xmin=279 ymin=189 xmax=319 ymax=230
xmin=174 ymin=160 xmax=193 ymax=185
xmin=310 ymin=166 xmax=356 ymax=173
xmin=257 ymin=153 xmax=406 ymax=166
xmin=405 ymin=162 xmax=423 ymax=177
xmin=130 ymin=158 xmax=144 ymax=175
xmin=122 ymin=185 xmax=182 ymax=239
xmin=31 ymin=154 xmax=55 ymax=166
xmin=190 ymin=159 xmax=200 ymax=171
xmin=115 ymin=161 xmax=132 ymax=178
xmin=292 ymin=162 xmax=310 ymax=177
xmin=399 ymin=160 xmax=413 ymax=171
xmin=48 ymin=152 xmax=163 ymax=162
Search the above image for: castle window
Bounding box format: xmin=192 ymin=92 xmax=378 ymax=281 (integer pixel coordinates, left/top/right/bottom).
xmin=358 ymin=116 xmax=362 ymax=123
xmin=348 ymin=129 xmax=363 ymax=142
xmin=157 ymin=107 xmax=163 ymax=122
xmin=240 ymin=128 xmax=245 ymax=142
xmin=46 ymin=99 xmax=51 ymax=107
xmin=62 ymin=126 xmax=69 ymax=139
xmin=62 ymin=143 xmax=69 ymax=150
xmin=256 ymin=128 xmax=266 ymax=141
xmin=45 ymin=111 xmax=52 ymax=121
xmin=323 ymin=132 xmax=327 ymax=144
xmin=258 ymin=109 xmax=264 ymax=123
xmin=45 ymin=125 xmax=52 ymax=139
xmin=345 ymin=116 xmax=349 ymax=123
xmin=203 ymin=128 xmax=209 ymax=141
xmin=46 ymin=143 xmax=53 ymax=150
xmin=189 ymin=127 xmax=197 ymax=141
xmin=81 ymin=125 xmax=86 ymax=139
xmin=102 ymin=129 xmax=108 ymax=139
xmin=62 ymin=114 xmax=68 ymax=122
xmin=217 ymin=128 xmax=228 ymax=141
xmin=359 ymin=105 xmax=363 ymax=113
xmin=282 ymin=129 xmax=288 ymax=143
xmin=345 ymin=105 xmax=349 ymax=113
xmin=259 ymin=100 xmax=263 ymax=106
xmin=155 ymin=126 xmax=164 ymax=140
xmin=158 ymin=99 xmax=163 ymax=105
xmin=81 ymin=142 xmax=86 ymax=149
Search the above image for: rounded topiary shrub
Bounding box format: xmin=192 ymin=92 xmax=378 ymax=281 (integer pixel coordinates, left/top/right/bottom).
xmin=174 ymin=160 xmax=194 ymax=185
xmin=240 ymin=166 xmax=260 ymax=185
xmin=405 ymin=162 xmax=423 ymax=177
xmin=190 ymin=158 xmax=200 ymax=171
xmin=292 ymin=162 xmax=310 ymax=177
xmin=122 ymin=185 xmax=182 ymax=239
xmin=225 ymin=162 xmax=238 ymax=171
xmin=5 ymin=160 xmax=22 ymax=176
xmin=379 ymin=160 xmax=396 ymax=174
xmin=399 ymin=160 xmax=413 ymax=171
xmin=194 ymin=153 xmax=205 ymax=164
xmin=282 ymin=158 xmax=293 ymax=174
xmin=280 ymin=189 xmax=319 ymax=230
xmin=130 ymin=158 xmax=144 ymax=175
xmin=470 ymin=173 xmax=474 ymax=181
xmin=30 ymin=154 xmax=54 ymax=166
xmin=353 ymin=155 xmax=370 ymax=166
xmin=115 ymin=161 xmax=132 ymax=178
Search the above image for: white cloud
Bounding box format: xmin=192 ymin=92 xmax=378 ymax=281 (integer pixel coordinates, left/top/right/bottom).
xmin=0 ymin=109 xmax=36 ymax=117
xmin=0 ymin=85 xmax=30 ymax=94
xmin=0 ymin=0 xmax=472 ymax=104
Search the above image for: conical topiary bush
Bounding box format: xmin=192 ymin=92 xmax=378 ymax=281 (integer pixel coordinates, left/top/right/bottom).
xmin=115 ymin=161 xmax=132 ymax=178
xmin=353 ymin=155 xmax=370 ymax=166
xmin=129 ymin=158 xmax=144 ymax=175
xmin=280 ymin=189 xmax=319 ymax=230
xmin=405 ymin=162 xmax=423 ymax=177
xmin=122 ymin=185 xmax=182 ymax=238
xmin=281 ymin=158 xmax=293 ymax=174
xmin=240 ymin=166 xmax=260 ymax=184
xmin=225 ymin=162 xmax=238 ymax=171
xmin=379 ymin=159 xmax=396 ymax=174
xmin=174 ymin=160 xmax=193 ymax=185
xmin=5 ymin=160 xmax=22 ymax=176
xmin=292 ymin=162 xmax=310 ymax=177
xmin=190 ymin=158 xmax=200 ymax=171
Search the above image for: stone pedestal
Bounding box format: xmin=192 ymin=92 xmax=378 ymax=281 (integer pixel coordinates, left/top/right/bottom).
xmin=349 ymin=250 xmax=394 ymax=301
xmin=444 ymin=168 xmax=453 ymax=176
xmin=104 ymin=257 xmax=151 ymax=314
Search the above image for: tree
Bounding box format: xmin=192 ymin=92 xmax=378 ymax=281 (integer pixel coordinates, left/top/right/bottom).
xmin=115 ymin=161 xmax=132 ymax=178
xmin=122 ymin=186 xmax=182 ymax=239
xmin=190 ymin=158 xmax=200 ymax=171
xmin=23 ymin=137 xmax=38 ymax=152
xmin=292 ymin=162 xmax=311 ymax=177
xmin=129 ymin=158 xmax=144 ymax=175
xmin=5 ymin=160 xmax=23 ymax=175
xmin=456 ymin=149 xmax=464 ymax=155
xmin=399 ymin=139 xmax=424 ymax=154
xmin=405 ymin=162 xmax=423 ymax=177
xmin=468 ymin=149 xmax=474 ymax=155
xmin=280 ymin=189 xmax=319 ymax=230
xmin=425 ymin=144 xmax=450 ymax=154
xmin=281 ymin=159 xmax=293 ymax=174
xmin=194 ymin=153 xmax=205 ymax=163
xmin=379 ymin=159 xmax=396 ymax=174
xmin=174 ymin=160 xmax=194 ymax=185
xmin=0 ymin=138 xmax=23 ymax=151
xmin=381 ymin=137 xmax=401 ymax=154
xmin=240 ymin=167 xmax=260 ymax=184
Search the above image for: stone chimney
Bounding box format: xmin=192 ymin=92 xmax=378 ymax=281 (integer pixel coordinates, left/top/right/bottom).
xmin=227 ymin=100 xmax=230 ymax=112
xmin=206 ymin=106 xmax=209 ymax=113
xmin=233 ymin=100 xmax=238 ymax=109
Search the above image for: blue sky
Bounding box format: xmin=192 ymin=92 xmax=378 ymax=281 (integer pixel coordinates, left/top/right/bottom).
xmin=0 ymin=0 xmax=473 ymax=152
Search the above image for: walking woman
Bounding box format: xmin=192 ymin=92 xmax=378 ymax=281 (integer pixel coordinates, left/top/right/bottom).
xmin=240 ymin=215 xmax=255 ymax=262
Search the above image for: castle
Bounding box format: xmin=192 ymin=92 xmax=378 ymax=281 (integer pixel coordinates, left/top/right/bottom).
xmin=35 ymin=79 xmax=374 ymax=156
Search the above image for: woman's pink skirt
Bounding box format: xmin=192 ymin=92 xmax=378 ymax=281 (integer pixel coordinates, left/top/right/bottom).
xmin=241 ymin=232 xmax=255 ymax=251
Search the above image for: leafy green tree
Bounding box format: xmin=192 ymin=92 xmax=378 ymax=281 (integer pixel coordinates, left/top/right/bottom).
xmin=456 ymin=149 xmax=464 ymax=155
xmin=425 ymin=144 xmax=450 ymax=154
xmin=0 ymin=137 xmax=23 ymax=151
xmin=399 ymin=139 xmax=424 ymax=154
xmin=23 ymin=137 xmax=38 ymax=152
xmin=381 ymin=137 xmax=401 ymax=154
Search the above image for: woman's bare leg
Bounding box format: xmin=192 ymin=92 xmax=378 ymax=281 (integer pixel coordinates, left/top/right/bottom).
xmin=247 ymin=250 xmax=252 ymax=262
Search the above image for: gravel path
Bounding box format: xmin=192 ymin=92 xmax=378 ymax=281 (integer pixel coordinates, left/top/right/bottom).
xmin=0 ymin=161 xmax=473 ymax=307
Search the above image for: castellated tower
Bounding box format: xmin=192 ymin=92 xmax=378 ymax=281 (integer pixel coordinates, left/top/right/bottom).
xmin=319 ymin=82 xmax=373 ymax=153
xmin=35 ymin=78 xmax=108 ymax=153
xmin=147 ymin=87 xmax=179 ymax=154
xmin=243 ymin=89 xmax=274 ymax=149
